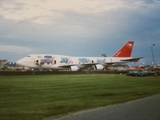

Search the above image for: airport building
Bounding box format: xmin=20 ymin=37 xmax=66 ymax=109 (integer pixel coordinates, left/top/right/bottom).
xmin=0 ymin=59 xmax=7 ymax=70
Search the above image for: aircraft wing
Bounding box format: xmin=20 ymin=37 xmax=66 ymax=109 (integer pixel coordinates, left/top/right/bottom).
xmin=56 ymin=57 xmax=143 ymax=70
xmin=58 ymin=63 xmax=97 ymax=68
xmin=80 ymin=63 xmax=98 ymax=68
xmin=102 ymin=62 xmax=115 ymax=66
xmin=58 ymin=63 xmax=102 ymax=71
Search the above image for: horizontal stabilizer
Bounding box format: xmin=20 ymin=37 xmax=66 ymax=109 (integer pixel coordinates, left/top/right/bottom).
xmin=120 ymin=57 xmax=143 ymax=62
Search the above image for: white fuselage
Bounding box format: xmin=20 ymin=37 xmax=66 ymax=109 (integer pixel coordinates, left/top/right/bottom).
xmin=17 ymin=54 xmax=131 ymax=71
xmin=16 ymin=41 xmax=141 ymax=71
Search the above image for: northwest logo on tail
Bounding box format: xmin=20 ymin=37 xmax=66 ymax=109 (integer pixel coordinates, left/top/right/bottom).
xmin=113 ymin=41 xmax=134 ymax=57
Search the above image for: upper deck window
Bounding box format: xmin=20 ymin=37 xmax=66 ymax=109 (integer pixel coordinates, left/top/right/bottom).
xmin=44 ymin=56 xmax=52 ymax=58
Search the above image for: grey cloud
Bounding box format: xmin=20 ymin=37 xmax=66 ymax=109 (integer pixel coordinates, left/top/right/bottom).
xmin=0 ymin=0 xmax=160 ymax=63
xmin=143 ymin=0 xmax=158 ymax=4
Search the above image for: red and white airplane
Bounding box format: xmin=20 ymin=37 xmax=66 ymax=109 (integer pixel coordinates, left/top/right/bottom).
xmin=16 ymin=41 xmax=142 ymax=71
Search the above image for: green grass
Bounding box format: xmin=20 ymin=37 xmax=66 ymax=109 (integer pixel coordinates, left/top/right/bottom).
xmin=0 ymin=74 xmax=160 ymax=120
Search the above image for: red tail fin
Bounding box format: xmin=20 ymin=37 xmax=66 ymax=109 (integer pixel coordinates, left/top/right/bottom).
xmin=113 ymin=41 xmax=134 ymax=57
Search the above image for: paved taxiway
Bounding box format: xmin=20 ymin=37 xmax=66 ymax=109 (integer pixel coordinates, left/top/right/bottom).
xmin=47 ymin=94 xmax=160 ymax=120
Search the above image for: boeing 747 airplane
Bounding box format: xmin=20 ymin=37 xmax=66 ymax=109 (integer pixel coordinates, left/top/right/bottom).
xmin=16 ymin=41 xmax=142 ymax=71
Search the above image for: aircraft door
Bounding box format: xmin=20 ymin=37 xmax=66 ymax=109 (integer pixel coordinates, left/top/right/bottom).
xmin=54 ymin=60 xmax=56 ymax=64
xmin=35 ymin=60 xmax=39 ymax=65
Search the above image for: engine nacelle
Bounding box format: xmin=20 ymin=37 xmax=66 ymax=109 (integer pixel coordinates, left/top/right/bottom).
xmin=70 ymin=66 xmax=79 ymax=71
xmin=95 ymin=64 xmax=104 ymax=70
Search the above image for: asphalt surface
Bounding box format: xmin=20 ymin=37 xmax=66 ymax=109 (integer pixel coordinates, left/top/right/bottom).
xmin=46 ymin=94 xmax=160 ymax=120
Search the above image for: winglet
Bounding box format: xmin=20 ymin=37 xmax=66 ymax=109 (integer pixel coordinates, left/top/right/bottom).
xmin=113 ymin=41 xmax=134 ymax=57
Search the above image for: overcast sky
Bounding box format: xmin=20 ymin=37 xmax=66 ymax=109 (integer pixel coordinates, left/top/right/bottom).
xmin=0 ymin=0 xmax=160 ymax=65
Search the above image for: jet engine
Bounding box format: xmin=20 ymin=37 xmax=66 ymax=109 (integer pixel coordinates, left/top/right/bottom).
xmin=95 ymin=64 xmax=104 ymax=70
xmin=70 ymin=66 xmax=79 ymax=71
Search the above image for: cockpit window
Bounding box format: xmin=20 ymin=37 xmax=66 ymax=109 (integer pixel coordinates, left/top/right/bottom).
xmin=27 ymin=56 xmax=31 ymax=57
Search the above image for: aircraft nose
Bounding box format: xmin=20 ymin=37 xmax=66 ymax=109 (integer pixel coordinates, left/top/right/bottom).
xmin=16 ymin=60 xmax=23 ymax=66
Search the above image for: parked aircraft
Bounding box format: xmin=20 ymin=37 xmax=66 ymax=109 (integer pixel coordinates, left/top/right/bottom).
xmin=126 ymin=65 xmax=142 ymax=71
xmin=16 ymin=41 xmax=142 ymax=71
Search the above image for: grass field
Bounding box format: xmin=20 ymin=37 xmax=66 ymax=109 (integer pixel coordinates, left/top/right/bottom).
xmin=0 ymin=74 xmax=160 ymax=120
